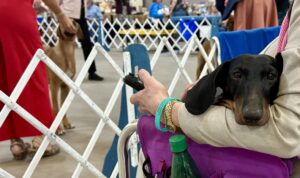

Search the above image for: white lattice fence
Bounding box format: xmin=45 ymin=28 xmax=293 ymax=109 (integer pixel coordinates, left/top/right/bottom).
xmin=37 ymin=17 xmax=100 ymax=46
xmin=0 ymin=43 xmax=128 ymax=178
xmin=37 ymin=16 xmax=212 ymax=52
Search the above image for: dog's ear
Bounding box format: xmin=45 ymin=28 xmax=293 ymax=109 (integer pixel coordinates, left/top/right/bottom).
xmin=74 ymin=22 xmax=84 ymax=40
xmin=56 ymin=25 xmax=63 ymax=39
xmin=270 ymin=53 xmax=284 ymax=103
xmin=274 ymin=53 xmax=283 ymax=77
xmin=185 ymin=61 xmax=230 ymax=115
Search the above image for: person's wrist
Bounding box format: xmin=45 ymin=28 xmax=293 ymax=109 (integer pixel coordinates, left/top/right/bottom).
xmin=56 ymin=11 xmax=65 ymax=21
xmin=154 ymin=97 xmax=179 ymax=132
xmin=154 ymin=95 xmax=168 ymax=114
xmin=171 ymin=102 xmax=182 ymax=127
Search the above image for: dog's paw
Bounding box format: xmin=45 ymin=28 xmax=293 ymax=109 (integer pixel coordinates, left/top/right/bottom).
xmin=63 ymin=123 xmax=75 ymax=130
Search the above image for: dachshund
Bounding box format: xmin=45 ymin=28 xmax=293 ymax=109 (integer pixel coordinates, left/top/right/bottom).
xmin=185 ymin=54 xmax=283 ymax=126
xmin=45 ymin=21 xmax=83 ymax=135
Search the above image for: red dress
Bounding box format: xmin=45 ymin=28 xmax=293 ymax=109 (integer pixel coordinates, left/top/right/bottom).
xmin=0 ymin=0 xmax=54 ymax=141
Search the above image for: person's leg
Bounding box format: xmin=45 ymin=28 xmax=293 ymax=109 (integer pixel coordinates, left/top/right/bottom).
xmin=124 ymin=0 xmax=132 ymax=15
xmin=75 ymin=7 xmax=103 ymax=81
xmin=115 ymin=0 xmax=123 ymax=14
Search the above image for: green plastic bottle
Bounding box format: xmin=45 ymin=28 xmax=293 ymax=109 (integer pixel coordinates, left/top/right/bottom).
xmin=169 ymin=134 xmax=201 ymax=178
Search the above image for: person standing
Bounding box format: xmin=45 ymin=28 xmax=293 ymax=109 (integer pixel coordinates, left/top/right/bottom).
xmin=60 ymin=0 xmax=104 ymax=81
xmin=149 ymin=0 xmax=167 ymax=22
xmin=115 ymin=0 xmax=132 ymax=15
xmin=169 ymin=0 xmax=189 ymax=17
xmin=0 ymin=0 xmax=76 ymax=160
xmin=216 ymin=0 xmax=278 ymax=30
xmin=276 ymin=0 xmax=291 ymax=25
xmin=234 ymin=0 xmax=278 ymax=30
xmin=87 ymin=0 xmax=102 ymax=20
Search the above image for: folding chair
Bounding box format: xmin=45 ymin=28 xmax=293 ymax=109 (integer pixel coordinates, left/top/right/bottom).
xmin=117 ymin=27 xmax=288 ymax=178
xmin=216 ymin=26 xmax=280 ymax=62
xmin=197 ymin=26 xmax=280 ymax=79
xmin=103 ymin=44 xmax=151 ymax=177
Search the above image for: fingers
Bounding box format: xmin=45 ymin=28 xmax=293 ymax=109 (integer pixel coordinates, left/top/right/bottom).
xmin=138 ymin=105 xmax=148 ymax=113
xmin=60 ymin=16 xmax=77 ymax=34
xmin=33 ymin=0 xmax=42 ymax=8
xmin=138 ymin=69 xmax=153 ymax=88
xmin=130 ymin=90 xmax=142 ymax=105
xmin=66 ymin=18 xmax=77 ymax=33
xmin=180 ymin=82 xmax=196 ymax=101
xmin=130 ymin=69 xmax=151 ymax=105
xmin=224 ymin=0 xmax=228 ymax=6
xmin=130 ymin=92 xmax=148 ymax=113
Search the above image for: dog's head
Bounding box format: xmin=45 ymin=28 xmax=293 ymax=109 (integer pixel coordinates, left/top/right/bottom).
xmin=57 ymin=21 xmax=84 ymax=41
xmin=185 ymin=54 xmax=283 ymax=126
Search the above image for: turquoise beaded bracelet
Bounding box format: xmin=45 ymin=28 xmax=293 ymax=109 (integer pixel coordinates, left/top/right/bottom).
xmin=155 ymin=97 xmax=179 ymax=132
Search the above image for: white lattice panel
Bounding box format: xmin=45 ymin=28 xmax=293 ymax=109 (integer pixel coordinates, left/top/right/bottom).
xmin=37 ymin=16 xmax=212 ymax=52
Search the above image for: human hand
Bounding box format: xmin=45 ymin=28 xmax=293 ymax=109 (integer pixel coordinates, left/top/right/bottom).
xmin=180 ymin=81 xmax=197 ymax=101
xmin=57 ymin=15 xmax=77 ymax=34
xmin=183 ymin=1 xmax=189 ymax=8
xmin=224 ymin=0 xmax=228 ymax=6
xmin=33 ymin=0 xmax=42 ymax=9
xmin=130 ymin=69 xmax=169 ymax=115
xmin=164 ymin=7 xmax=170 ymax=16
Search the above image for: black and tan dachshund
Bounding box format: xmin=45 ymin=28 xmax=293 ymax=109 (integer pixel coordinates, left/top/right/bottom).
xmin=185 ymin=54 xmax=283 ymax=126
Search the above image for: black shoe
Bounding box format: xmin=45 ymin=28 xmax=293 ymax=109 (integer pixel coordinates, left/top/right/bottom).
xmin=173 ymin=46 xmax=179 ymax=51
xmin=88 ymin=73 xmax=104 ymax=81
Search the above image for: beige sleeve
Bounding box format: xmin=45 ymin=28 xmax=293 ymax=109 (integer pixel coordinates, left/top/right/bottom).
xmin=178 ymin=0 xmax=300 ymax=159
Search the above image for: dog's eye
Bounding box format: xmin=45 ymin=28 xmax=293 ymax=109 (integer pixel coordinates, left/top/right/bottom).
xmin=233 ymin=71 xmax=242 ymax=79
xmin=267 ymin=73 xmax=277 ymax=80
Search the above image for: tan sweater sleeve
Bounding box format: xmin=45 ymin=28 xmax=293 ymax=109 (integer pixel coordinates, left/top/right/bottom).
xmin=178 ymin=0 xmax=300 ymax=159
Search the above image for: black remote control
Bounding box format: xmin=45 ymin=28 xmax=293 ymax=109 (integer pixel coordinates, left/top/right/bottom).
xmin=123 ymin=73 xmax=145 ymax=91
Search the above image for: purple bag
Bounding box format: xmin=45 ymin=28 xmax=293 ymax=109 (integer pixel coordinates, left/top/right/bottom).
xmin=137 ymin=114 xmax=293 ymax=178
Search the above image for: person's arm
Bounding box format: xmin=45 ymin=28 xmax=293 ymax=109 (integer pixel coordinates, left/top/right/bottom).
xmin=173 ymin=0 xmax=300 ymax=159
xmin=131 ymin=0 xmax=300 ymax=159
xmin=96 ymin=6 xmax=102 ymax=20
xmin=149 ymin=3 xmax=164 ymax=19
xmin=169 ymin=0 xmax=177 ymax=14
xmin=42 ymin=0 xmax=76 ymax=33
xmin=224 ymin=0 xmax=228 ymax=6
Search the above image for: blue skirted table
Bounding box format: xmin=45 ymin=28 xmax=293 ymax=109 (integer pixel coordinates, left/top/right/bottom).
xmin=170 ymin=15 xmax=222 ymax=38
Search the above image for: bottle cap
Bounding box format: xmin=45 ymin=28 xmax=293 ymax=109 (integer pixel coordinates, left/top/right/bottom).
xmin=169 ymin=134 xmax=187 ymax=153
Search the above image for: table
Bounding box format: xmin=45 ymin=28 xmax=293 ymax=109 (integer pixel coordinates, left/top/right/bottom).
xmin=170 ymin=15 xmax=222 ymax=37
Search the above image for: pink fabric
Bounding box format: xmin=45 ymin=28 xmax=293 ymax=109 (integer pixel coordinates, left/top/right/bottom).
xmin=277 ymin=14 xmax=289 ymax=53
xmin=234 ymin=0 xmax=278 ymax=31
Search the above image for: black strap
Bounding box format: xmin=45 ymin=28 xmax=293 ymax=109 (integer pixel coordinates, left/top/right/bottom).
xmin=142 ymin=157 xmax=172 ymax=178
xmin=142 ymin=157 xmax=154 ymax=178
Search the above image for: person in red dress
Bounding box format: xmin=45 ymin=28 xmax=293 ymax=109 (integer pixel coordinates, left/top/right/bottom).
xmin=0 ymin=0 xmax=76 ymax=160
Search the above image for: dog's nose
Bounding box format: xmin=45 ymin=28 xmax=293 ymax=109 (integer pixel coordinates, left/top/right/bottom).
xmin=243 ymin=108 xmax=262 ymax=123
